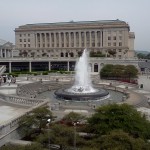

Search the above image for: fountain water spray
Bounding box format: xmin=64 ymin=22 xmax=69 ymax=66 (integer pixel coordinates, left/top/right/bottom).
xmin=67 ymin=49 xmax=97 ymax=93
xmin=55 ymin=49 xmax=109 ymax=101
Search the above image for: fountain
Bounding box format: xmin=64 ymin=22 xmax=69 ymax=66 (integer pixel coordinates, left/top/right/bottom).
xmin=54 ymin=49 xmax=109 ymax=101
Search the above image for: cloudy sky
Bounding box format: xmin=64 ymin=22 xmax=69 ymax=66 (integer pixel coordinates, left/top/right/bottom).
xmin=0 ymin=0 xmax=150 ymax=51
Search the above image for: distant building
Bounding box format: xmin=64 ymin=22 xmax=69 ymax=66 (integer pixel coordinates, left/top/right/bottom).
xmin=0 ymin=39 xmax=14 ymax=58
xmin=15 ymin=19 xmax=135 ymax=59
xmin=138 ymin=60 xmax=150 ymax=74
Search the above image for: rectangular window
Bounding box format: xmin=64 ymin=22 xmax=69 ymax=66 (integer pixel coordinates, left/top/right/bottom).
xmin=20 ymin=34 xmax=22 ymax=37
xmin=24 ymin=44 xmax=26 ymax=47
xmin=119 ymin=42 xmax=122 ymax=46
xmin=92 ymin=43 xmax=95 ymax=47
xmin=28 ymin=44 xmax=30 ymax=47
xmin=108 ymin=43 xmax=111 ymax=46
xmin=24 ymin=39 xmax=26 ymax=42
xmin=119 ymin=36 xmax=122 ymax=40
xmin=28 ymin=34 xmax=30 ymax=36
xmin=119 ymin=49 xmax=121 ymax=52
xmin=19 ymin=39 xmax=22 ymax=42
xmin=113 ymin=36 xmax=116 ymax=40
xmin=28 ymin=39 xmax=30 ymax=42
xmin=113 ymin=42 xmax=116 ymax=46
xmin=108 ymin=36 xmax=111 ymax=40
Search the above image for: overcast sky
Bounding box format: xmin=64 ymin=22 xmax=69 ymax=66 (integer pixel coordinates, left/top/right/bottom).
xmin=0 ymin=0 xmax=150 ymax=51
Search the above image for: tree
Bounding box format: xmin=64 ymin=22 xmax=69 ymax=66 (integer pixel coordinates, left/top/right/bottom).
xmin=36 ymin=124 xmax=75 ymax=150
xmin=100 ymin=64 xmax=114 ymax=78
xmin=100 ymin=64 xmax=138 ymax=80
xmin=19 ymin=105 xmax=53 ymax=139
xmin=124 ymin=65 xmax=138 ymax=79
xmin=61 ymin=112 xmax=85 ymax=125
xmin=94 ymin=130 xmax=150 ymax=150
xmin=108 ymin=49 xmax=116 ymax=57
xmin=87 ymin=104 xmax=150 ymax=139
xmin=1 ymin=143 xmax=45 ymax=150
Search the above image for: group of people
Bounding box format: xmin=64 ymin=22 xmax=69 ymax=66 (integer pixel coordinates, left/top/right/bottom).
xmin=0 ymin=75 xmax=16 ymax=86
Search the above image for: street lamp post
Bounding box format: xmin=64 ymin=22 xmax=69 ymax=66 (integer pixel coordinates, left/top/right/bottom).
xmin=73 ymin=122 xmax=79 ymax=150
xmin=47 ymin=118 xmax=51 ymax=150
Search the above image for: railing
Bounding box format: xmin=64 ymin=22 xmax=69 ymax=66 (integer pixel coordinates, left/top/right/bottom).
xmin=0 ymin=100 xmax=49 ymax=147
xmin=0 ymin=92 xmax=45 ymax=107
xmin=0 ymin=65 xmax=6 ymax=75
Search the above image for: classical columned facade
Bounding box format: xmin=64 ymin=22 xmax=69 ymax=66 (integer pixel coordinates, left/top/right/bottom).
xmin=1 ymin=57 xmax=139 ymax=73
xmin=35 ymin=31 xmax=102 ymax=49
xmin=0 ymin=40 xmax=14 ymax=58
xmin=15 ymin=20 xmax=135 ymax=59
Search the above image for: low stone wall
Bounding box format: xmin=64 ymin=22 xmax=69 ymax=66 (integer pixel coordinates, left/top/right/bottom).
xmin=0 ymin=93 xmax=45 ymax=107
xmin=0 ymin=100 xmax=49 ymax=147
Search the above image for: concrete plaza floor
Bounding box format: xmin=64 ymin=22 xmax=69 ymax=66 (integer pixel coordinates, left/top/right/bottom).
xmin=0 ymin=77 xmax=33 ymax=125
xmin=0 ymin=75 xmax=150 ymax=125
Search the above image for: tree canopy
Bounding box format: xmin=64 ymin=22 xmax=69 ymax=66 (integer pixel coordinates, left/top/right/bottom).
xmin=19 ymin=105 xmax=53 ymax=138
xmin=100 ymin=64 xmax=138 ymax=80
xmin=87 ymin=104 xmax=150 ymax=139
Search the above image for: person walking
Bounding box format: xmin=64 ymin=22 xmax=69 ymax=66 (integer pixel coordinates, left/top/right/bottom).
xmin=8 ymin=78 xmax=11 ymax=86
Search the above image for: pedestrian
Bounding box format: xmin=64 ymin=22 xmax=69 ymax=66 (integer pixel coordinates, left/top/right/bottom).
xmin=8 ymin=78 xmax=11 ymax=86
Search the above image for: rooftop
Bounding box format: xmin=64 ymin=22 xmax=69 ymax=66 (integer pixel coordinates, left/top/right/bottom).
xmin=0 ymin=39 xmax=7 ymax=46
xmin=18 ymin=19 xmax=128 ymax=28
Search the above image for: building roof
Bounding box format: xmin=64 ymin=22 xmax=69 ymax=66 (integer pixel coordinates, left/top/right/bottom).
xmin=25 ymin=19 xmax=126 ymax=26
xmin=0 ymin=39 xmax=7 ymax=46
xmin=15 ymin=19 xmax=129 ymax=32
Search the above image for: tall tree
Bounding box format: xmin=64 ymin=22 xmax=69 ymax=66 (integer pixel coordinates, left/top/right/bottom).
xmin=19 ymin=105 xmax=53 ymax=138
xmin=87 ymin=104 xmax=150 ymax=139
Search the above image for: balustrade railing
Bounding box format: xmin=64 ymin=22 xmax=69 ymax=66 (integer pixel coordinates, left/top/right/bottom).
xmin=0 ymin=100 xmax=49 ymax=146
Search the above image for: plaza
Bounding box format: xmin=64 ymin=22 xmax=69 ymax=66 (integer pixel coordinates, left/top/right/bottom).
xmin=0 ymin=19 xmax=149 ymax=147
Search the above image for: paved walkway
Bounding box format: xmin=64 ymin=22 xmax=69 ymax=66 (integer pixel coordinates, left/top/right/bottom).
xmin=0 ymin=77 xmax=34 ymax=125
xmin=0 ymin=75 xmax=150 ymax=125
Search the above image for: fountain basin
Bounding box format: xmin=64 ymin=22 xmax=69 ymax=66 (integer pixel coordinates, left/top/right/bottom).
xmin=54 ymin=88 xmax=109 ymax=101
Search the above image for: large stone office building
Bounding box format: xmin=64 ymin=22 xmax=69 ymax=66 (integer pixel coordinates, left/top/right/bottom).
xmin=0 ymin=20 xmax=137 ymax=73
xmin=15 ymin=19 xmax=135 ymax=59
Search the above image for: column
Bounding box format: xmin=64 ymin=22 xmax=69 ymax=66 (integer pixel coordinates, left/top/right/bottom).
xmin=59 ymin=32 xmax=61 ymax=47
xmin=0 ymin=49 xmax=2 ymax=58
xmin=40 ymin=33 xmax=42 ymax=48
xmin=35 ymin=33 xmax=37 ymax=48
xmin=89 ymin=31 xmax=92 ymax=47
xmin=54 ymin=32 xmax=56 ymax=47
xmin=69 ymin=32 xmax=71 ymax=47
xmin=29 ymin=62 xmax=32 ymax=72
xmin=11 ymin=49 xmax=13 ymax=58
xmin=45 ymin=33 xmax=47 ymax=48
xmin=48 ymin=61 xmax=51 ymax=71
xmin=84 ymin=32 xmax=87 ymax=48
xmin=79 ymin=32 xmax=81 ymax=47
xmin=49 ymin=32 xmax=52 ymax=48
xmin=5 ymin=49 xmax=6 ymax=58
xmin=74 ymin=32 xmax=76 ymax=47
xmin=95 ymin=31 xmax=98 ymax=47
xmin=67 ymin=61 xmax=69 ymax=71
xmin=9 ymin=62 xmax=11 ymax=73
xmin=64 ymin=32 xmax=66 ymax=47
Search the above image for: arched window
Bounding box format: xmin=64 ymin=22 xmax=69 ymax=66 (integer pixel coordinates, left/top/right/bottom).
xmin=94 ymin=63 xmax=98 ymax=72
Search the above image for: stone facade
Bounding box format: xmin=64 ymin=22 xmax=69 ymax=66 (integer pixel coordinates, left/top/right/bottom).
xmin=15 ymin=20 xmax=135 ymax=59
xmin=0 ymin=39 xmax=14 ymax=58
